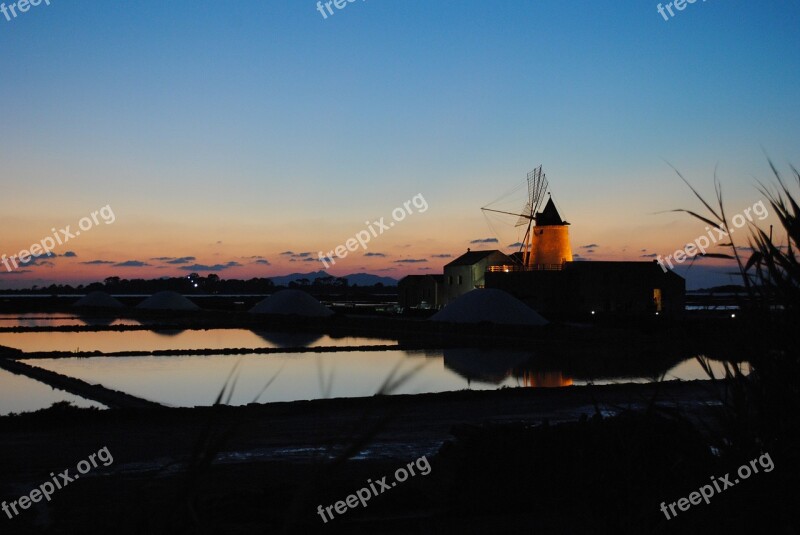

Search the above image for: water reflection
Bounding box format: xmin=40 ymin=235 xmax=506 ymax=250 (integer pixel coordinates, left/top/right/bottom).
xmin=443 ymin=348 xmax=531 ymax=385
xmin=15 ymin=349 xmax=746 ymax=409
xmin=150 ymin=329 xmax=187 ymax=337
xmin=521 ymin=371 xmax=573 ymax=388
xmin=0 ymin=368 xmax=105 ymax=415
xmin=0 ymin=330 xmax=396 ymax=353
xmin=251 ymin=331 xmax=324 ymax=348
xmin=0 ymin=314 xmax=140 ymax=328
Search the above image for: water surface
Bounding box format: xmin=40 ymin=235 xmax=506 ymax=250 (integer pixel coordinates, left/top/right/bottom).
xmin=19 ymin=349 xmax=741 ymax=408
xmin=0 ymin=330 xmax=393 ymax=353
xmin=0 ymin=368 xmax=105 ymax=415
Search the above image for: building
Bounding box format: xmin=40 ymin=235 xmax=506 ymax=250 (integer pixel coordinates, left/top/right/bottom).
xmin=486 ymin=260 xmax=685 ymax=318
xmin=443 ymin=249 xmax=513 ymax=304
xmin=398 ymin=274 xmax=443 ymax=309
xmin=418 ymin=166 xmax=686 ymax=317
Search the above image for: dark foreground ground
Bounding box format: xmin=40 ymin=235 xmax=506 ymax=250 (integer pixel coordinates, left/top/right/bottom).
xmin=0 ymin=380 xmax=796 ymax=535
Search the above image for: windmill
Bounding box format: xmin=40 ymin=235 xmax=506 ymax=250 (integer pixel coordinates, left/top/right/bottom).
xmin=481 ymin=165 xmax=550 ymax=266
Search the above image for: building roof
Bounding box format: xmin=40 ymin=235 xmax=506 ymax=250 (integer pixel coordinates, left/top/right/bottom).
xmin=536 ymin=197 xmax=568 ymax=226
xmin=445 ymin=249 xmax=511 ymax=267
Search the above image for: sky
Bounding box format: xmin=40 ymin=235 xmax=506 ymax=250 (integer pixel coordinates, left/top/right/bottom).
xmin=1 ymin=0 xmax=798 ymax=289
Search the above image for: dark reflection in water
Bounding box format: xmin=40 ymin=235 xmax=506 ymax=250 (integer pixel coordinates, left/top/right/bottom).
xmin=443 ymin=347 xmax=691 ymax=387
xmin=76 ymin=315 xmax=117 ymax=327
xmin=251 ymin=331 xmax=324 ymax=348
xmin=151 ymin=329 xmax=187 ymax=337
xmin=443 ymin=348 xmax=531 ymax=385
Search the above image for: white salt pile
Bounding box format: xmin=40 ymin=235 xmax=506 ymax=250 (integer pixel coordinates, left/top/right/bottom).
xmin=250 ymin=289 xmax=333 ymax=318
xmin=73 ymin=291 xmax=124 ymax=309
xmin=136 ymin=291 xmax=200 ymax=311
xmin=431 ymin=289 xmax=548 ymax=326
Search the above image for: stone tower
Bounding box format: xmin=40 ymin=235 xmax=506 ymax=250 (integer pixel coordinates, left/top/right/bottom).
xmin=527 ymin=196 xmax=572 ymax=267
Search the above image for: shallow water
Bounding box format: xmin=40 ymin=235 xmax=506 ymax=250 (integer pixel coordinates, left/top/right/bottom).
xmin=17 ymin=349 xmax=743 ymax=409
xmin=0 ymin=368 xmax=106 ymax=415
xmin=0 ymin=329 xmax=393 ymax=353
xmin=0 ymin=313 xmax=140 ymax=328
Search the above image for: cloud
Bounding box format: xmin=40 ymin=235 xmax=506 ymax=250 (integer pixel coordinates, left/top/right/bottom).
xmin=364 ymin=252 xmax=387 ymax=257
xmin=281 ymin=251 xmax=313 ymax=260
xmin=165 ymin=256 xmax=196 ymax=264
xmin=394 ymin=259 xmax=428 ymax=263
xmin=253 ymin=259 xmax=271 ymax=265
xmin=63 ymin=251 xmax=77 ymax=257
xmin=418 ymin=267 xmax=432 ymax=270
xmin=584 ymin=249 xmax=595 ymax=254
xmin=151 ymin=256 xmax=196 ymax=264
xmin=431 ymin=253 xmax=452 ymax=258
xmin=114 ymin=260 xmax=151 ymax=267
xmin=81 ymin=260 xmax=115 ymax=265
xmin=0 ymin=269 xmax=33 ymax=275
xmin=179 ymin=261 xmax=241 ymax=272
xmin=17 ymin=254 xmax=56 ymax=267
xmin=641 ymin=253 xmax=658 ymax=258
xmin=470 ymin=238 xmax=499 ymax=244
xmin=508 ymin=242 xmax=523 ymax=248
xmin=580 ymin=244 xmax=599 ymax=249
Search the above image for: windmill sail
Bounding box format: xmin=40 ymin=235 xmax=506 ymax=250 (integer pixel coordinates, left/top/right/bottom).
xmin=482 ymin=165 xmax=564 ymax=267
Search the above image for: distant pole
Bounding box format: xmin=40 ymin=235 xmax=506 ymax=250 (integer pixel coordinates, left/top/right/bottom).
xmin=769 ymin=224 xmax=773 ymax=242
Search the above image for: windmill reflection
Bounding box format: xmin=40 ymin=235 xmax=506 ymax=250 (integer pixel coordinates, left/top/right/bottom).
xmin=443 ymin=348 xmax=573 ymax=387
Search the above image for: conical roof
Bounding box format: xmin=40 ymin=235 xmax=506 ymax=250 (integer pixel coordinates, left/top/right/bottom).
xmin=431 ymin=289 xmax=548 ymax=326
xmin=136 ymin=291 xmax=200 ymax=311
xmin=536 ymin=197 xmax=567 ymax=226
xmin=73 ymin=291 xmax=124 ymax=309
xmin=249 ymin=289 xmax=333 ymax=317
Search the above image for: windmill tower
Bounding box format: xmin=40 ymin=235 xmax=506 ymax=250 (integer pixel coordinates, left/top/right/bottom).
xmin=482 ymin=166 xmax=573 ymax=269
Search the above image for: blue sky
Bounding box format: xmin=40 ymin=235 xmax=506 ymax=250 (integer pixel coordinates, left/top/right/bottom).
xmin=1 ymin=0 xmax=798 ymax=288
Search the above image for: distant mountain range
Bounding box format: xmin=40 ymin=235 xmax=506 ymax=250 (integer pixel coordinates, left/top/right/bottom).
xmin=268 ymin=270 xmax=398 ymax=287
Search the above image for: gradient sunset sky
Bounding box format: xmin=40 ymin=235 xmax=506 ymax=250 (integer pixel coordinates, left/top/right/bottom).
xmin=1 ymin=1 xmax=798 ymax=289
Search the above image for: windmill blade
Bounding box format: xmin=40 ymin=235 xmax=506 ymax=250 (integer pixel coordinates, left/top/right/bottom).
xmin=515 ymin=202 xmax=531 ymax=227
xmin=528 ymin=166 xmax=549 ymax=215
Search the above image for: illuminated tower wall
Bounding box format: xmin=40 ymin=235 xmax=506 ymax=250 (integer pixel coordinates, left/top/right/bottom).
xmin=527 ymin=197 xmax=572 ymax=267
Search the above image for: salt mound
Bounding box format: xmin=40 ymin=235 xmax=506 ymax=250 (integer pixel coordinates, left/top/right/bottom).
xmin=73 ymin=291 xmax=124 ymax=309
xmin=136 ymin=291 xmax=200 ymax=311
xmin=431 ymin=289 xmax=548 ymax=326
xmin=250 ymin=290 xmax=333 ymax=317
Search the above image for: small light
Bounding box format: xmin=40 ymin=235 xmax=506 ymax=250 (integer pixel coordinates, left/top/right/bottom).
xmin=194 ymin=283 xmax=198 ymax=288
xmin=731 ymin=313 xmax=736 ymax=318
xmin=655 ymin=312 xmax=659 ymax=316
xmin=591 ymin=311 xmax=595 ymax=315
